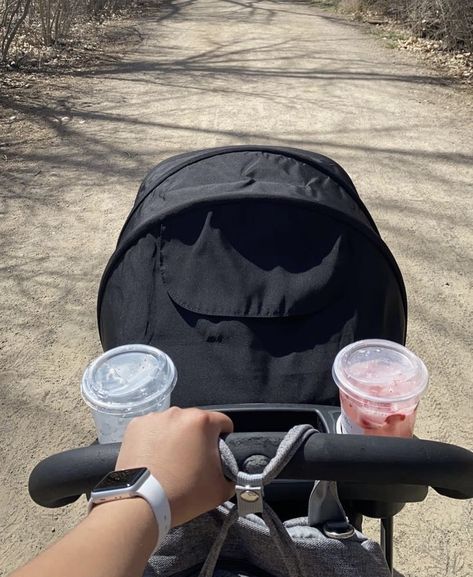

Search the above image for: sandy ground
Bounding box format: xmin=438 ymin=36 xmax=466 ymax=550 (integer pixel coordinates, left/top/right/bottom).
xmin=1 ymin=0 xmax=472 ymax=575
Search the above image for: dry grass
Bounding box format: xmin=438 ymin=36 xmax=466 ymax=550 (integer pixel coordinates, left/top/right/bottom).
xmin=336 ymin=0 xmax=473 ymax=51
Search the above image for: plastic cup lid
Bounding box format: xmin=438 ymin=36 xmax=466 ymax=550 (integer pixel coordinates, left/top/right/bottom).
xmin=332 ymin=339 xmax=428 ymax=403
xmin=81 ymin=345 xmax=177 ymax=414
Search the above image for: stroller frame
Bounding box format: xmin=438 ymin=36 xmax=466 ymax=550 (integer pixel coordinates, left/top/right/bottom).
xmin=27 ymin=147 xmax=473 ymax=576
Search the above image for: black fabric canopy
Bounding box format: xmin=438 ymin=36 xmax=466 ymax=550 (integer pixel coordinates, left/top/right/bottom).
xmin=98 ymin=146 xmax=407 ymax=407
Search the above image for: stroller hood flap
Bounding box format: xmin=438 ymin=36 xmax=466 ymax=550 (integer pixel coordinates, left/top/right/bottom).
xmin=159 ymin=197 xmax=353 ymax=318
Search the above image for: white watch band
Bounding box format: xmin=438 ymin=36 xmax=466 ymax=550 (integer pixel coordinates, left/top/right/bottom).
xmin=88 ymin=473 xmax=171 ymax=553
xmin=136 ymin=474 xmax=171 ymax=551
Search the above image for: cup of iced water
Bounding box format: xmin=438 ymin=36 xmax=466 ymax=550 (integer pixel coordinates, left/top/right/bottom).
xmin=81 ymin=344 xmax=177 ymax=443
xmin=332 ymin=339 xmax=428 ymax=437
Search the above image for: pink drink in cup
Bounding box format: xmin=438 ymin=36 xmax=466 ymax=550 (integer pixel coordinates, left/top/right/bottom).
xmin=332 ymin=340 xmax=428 ymax=437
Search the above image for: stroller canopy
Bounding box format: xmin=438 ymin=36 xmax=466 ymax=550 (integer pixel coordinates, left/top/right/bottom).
xmin=98 ymin=146 xmax=407 ymax=407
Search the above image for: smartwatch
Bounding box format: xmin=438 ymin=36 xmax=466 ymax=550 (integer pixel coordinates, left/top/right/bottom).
xmin=88 ymin=467 xmax=171 ymax=551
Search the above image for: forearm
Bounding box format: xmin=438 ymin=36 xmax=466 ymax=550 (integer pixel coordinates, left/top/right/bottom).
xmin=11 ymin=409 xmax=234 ymax=577
xmin=11 ymin=499 xmax=157 ymax=577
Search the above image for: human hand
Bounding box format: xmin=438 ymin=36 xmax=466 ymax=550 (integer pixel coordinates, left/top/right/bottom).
xmin=116 ymin=407 xmax=235 ymax=527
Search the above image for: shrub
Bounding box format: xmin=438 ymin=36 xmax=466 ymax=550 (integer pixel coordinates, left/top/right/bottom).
xmin=1 ymin=0 xmax=32 ymax=61
xmin=336 ymin=0 xmax=473 ymax=51
xmin=1 ymin=0 xmax=127 ymax=62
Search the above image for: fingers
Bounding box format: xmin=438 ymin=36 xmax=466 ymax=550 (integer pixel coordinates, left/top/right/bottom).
xmin=209 ymin=411 xmax=234 ymax=435
xmin=125 ymin=408 xmax=233 ymax=436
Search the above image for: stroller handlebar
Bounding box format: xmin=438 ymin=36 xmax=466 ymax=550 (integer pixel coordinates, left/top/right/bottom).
xmin=28 ymin=433 xmax=473 ymax=509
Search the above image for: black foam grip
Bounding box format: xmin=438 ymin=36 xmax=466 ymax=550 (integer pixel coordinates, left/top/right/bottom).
xmin=28 ymin=434 xmax=473 ymax=508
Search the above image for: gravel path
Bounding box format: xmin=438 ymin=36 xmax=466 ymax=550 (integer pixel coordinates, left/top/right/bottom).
xmin=1 ymin=1 xmax=472 ymax=575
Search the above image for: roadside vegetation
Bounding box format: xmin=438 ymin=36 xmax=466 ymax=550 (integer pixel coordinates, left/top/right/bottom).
xmin=1 ymin=0 xmax=132 ymax=65
xmin=333 ymin=1 xmax=472 ymax=51
xmin=325 ymin=1 xmax=473 ymax=80
xmin=3 ymin=0 xmax=472 ymax=71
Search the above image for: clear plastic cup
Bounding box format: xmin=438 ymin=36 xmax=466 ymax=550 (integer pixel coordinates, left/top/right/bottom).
xmin=332 ymin=339 xmax=428 ymax=437
xmin=81 ymin=344 xmax=177 ymax=443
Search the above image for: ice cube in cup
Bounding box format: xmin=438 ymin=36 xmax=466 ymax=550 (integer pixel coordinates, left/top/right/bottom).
xmin=81 ymin=345 xmax=177 ymax=443
xmin=332 ymin=340 xmax=428 ymax=437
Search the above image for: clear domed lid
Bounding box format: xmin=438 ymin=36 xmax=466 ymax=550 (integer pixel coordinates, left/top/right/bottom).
xmin=332 ymin=339 xmax=428 ymax=402
xmin=81 ymin=345 xmax=177 ymax=414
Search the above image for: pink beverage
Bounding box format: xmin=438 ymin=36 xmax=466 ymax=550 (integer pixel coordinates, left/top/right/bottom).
xmin=332 ymin=340 xmax=428 ymax=437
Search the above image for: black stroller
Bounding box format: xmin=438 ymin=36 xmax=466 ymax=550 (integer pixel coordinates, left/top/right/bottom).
xmin=29 ymin=146 xmax=473 ymax=575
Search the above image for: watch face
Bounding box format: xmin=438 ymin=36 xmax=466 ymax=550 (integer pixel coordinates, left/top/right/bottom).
xmin=94 ymin=468 xmax=148 ymax=492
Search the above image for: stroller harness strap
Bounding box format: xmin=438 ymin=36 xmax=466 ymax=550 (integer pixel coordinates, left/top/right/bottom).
xmin=199 ymin=425 xmax=316 ymax=577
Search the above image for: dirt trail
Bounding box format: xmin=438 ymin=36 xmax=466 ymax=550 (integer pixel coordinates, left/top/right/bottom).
xmin=1 ymin=1 xmax=472 ymax=575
